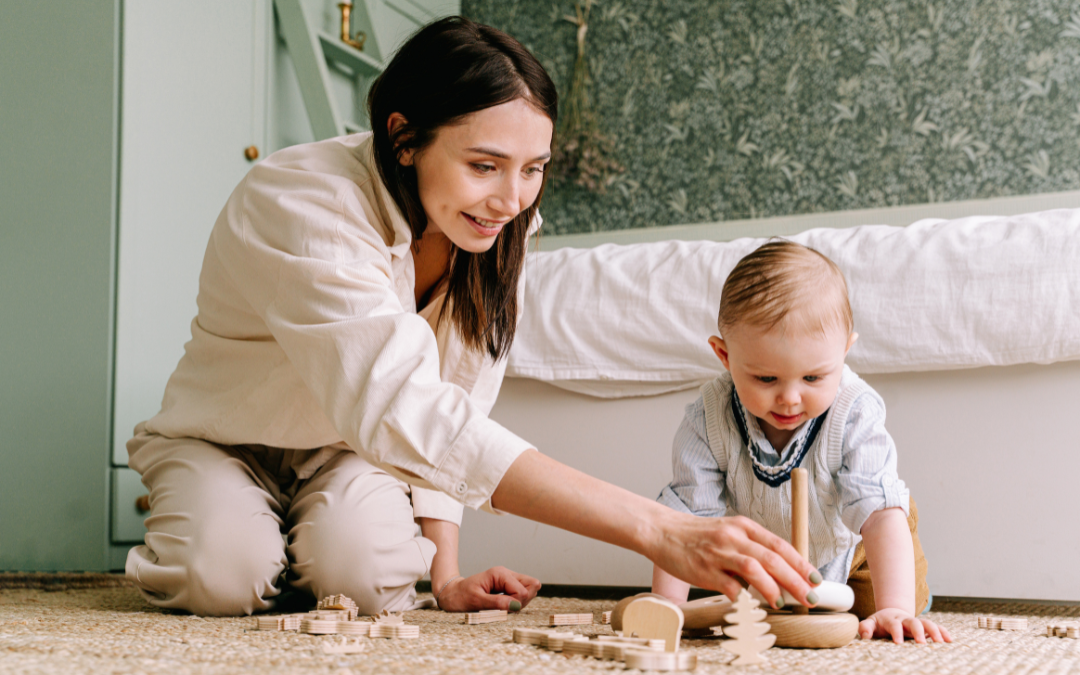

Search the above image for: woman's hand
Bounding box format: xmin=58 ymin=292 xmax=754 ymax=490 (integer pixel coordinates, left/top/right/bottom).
xmin=651 ymin=513 xmax=821 ymax=609
xmin=434 ymin=566 xmax=541 ymax=613
xmin=491 ymin=451 xmax=820 ymax=610
xmin=859 ymin=608 xmax=952 ymax=643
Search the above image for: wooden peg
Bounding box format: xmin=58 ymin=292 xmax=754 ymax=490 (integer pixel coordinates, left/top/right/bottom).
xmin=791 ymin=467 xmax=809 ymax=615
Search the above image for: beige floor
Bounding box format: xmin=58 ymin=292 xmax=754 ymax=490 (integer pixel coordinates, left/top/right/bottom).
xmin=1 ymin=584 xmax=1078 ymax=674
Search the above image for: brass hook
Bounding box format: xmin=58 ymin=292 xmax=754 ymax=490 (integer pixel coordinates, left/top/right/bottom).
xmin=337 ymin=2 xmax=367 ymax=51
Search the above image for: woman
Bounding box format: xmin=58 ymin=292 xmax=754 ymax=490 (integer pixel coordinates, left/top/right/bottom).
xmin=125 ymin=17 xmax=818 ymax=616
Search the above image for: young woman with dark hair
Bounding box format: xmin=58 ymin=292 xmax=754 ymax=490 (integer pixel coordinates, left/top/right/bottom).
xmin=124 ymin=16 xmax=818 ymax=617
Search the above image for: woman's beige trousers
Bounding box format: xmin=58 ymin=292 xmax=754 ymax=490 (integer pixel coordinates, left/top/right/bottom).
xmin=124 ymin=423 xmax=436 ymax=617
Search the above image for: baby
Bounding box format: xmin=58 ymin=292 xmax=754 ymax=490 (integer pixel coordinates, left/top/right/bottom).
xmin=652 ymin=240 xmax=951 ymax=644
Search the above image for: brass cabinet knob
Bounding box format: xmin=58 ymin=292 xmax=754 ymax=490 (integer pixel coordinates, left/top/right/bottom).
xmin=135 ymin=495 xmax=150 ymax=512
xmin=244 ymin=145 xmax=260 ymax=161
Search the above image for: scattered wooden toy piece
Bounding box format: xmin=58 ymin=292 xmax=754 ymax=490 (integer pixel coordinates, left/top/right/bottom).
xmin=977 ymin=615 xmax=1027 ymax=631
xmin=256 ymin=613 xmax=307 ymax=631
xmin=550 ymin=613 xmax=593 ymax=626
xmin=321 ymin=637 xmax=365 ymax=654
xmin=317 ymin=594 xmax=359 ymax=620
xmin=465 ymin=609 xmax=508 ymax=625
xmin=319 ymin=594 xmax=358 ymax=611
xmin=721 ymin=589 xmax=776 ymax=665
xmin=371 ymin=623 xmax=420 ymax=638
xmin=512 ymin=628 xmax=553 ymax=645
xmin=601 ymin=610 xmax=612 ymax=625
xmin=368 ymin=609 xmax=419 ymax=638
xmin=300 ymin=618 xmax=341 ymax=635
xmin=1047 ymin=621 xmax=1079 ymax=638
xmin=621 ymin=596 xmax=684 ymax=652
xmin=623 ymin=648 xmax=697 ymax=672
xmin=511 ymin=628 xmax=689 ymax=669
xmin=335 ymin=621 xmax=372 ymax=636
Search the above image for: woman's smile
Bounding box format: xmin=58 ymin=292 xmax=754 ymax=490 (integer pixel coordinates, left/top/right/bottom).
xmin=463 ymin=212 xmax=508 ymax=236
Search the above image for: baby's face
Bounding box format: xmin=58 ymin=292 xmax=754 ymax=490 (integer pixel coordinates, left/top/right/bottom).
xmin=710 ymin=322 xmax=856 ymax=445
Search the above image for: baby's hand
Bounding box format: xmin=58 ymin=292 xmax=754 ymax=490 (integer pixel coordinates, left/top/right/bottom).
xmin=858 ymin=608 xmax=952 ymax=644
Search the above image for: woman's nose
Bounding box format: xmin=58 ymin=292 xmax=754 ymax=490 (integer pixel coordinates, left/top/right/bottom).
xmin=491 ymin=174 xmax=522 ymax=212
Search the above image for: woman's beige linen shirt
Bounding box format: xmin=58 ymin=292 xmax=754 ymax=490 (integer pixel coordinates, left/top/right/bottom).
xmin=144 ymin=132 xmax=536 ymax=525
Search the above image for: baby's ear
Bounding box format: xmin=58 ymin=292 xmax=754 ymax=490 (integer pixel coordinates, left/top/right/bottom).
xmin=708 ymin=335 xmax=731 ymax=370
xmin=845 ymin=331 xmax=859 ymax=355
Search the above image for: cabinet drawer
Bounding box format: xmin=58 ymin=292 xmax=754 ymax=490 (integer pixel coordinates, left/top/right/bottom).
xmin=111 ymin=468 xmax=148 ymax=544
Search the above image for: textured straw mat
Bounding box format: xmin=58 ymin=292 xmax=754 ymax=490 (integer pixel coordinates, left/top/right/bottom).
xmin=1 ymin=583 xmax=1079 ymax=674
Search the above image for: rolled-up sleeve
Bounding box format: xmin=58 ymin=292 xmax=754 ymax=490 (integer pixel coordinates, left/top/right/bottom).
xmin=836 ymin=393 xmax=910 ymax=535
xmin=215 ymin=165 xmax=532 ymax=513
xmin=657 ymin=397 xmax=727 ymax=517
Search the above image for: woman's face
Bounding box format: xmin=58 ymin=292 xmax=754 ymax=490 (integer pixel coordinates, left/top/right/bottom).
xmin=400 ymin=98 xmax=553 ymax=253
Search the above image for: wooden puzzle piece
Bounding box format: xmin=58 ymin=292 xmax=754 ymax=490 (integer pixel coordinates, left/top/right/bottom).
xmin=549 ymin=613 xmax=593 ymax=626
xmin=370 ymin=623 xmax=420 ymax=639
xmin=465 ymin=609 xmax=508 ymax=625
xmin=621 ymin=596 xmax=684 ymax=652
xmin=1046 ymin=621 xmax=1079 ymax=638
xmin=511 ymin=628 xmax=686 ymax=668
xmin=977 ymin=615 xmax=1028 ymax=631
xmin=721 ymin=589 xmax=776 ymax=665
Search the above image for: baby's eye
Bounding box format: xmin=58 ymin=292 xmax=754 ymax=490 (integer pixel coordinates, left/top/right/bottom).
xmin=472 ymin=163 xmax=495 ymax=174
xmin=756 ymin=376 xmax=776 ymax=383
xmin=803 ymin=375 xmax=820 ymax=383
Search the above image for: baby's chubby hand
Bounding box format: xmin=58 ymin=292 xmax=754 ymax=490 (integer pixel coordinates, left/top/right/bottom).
xmin=858 ymin=608 xmax=952 ymax=644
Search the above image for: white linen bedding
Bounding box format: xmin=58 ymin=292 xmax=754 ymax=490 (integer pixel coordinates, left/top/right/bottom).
xmin=507 ymin=209 xmax=1080 ymax=397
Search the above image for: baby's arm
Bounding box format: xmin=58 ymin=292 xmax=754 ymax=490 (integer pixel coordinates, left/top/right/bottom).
xmin=651 ymin=397 xmax=727 ymax=604
xmin=838 ymin=391 xmax=951 ymax=643
xmin=652 ymin=564 xmax=692 ymax=603
xmin=859 ymin=507 xmax=951 ymax=644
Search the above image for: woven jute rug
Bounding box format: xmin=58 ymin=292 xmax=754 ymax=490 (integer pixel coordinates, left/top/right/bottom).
xmin=1 ymin=582 xmax=1078 ymax=674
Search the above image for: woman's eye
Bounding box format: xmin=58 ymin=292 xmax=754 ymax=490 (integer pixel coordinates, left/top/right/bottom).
xmin=756 ymin=376 xmax=776 ymax=383
xmin=472 ymin=164 xmax=495 ymax=174
xmin=804 ymin=375 xmax=819 ymax=383
xmin=525 ymin=166 xmax=545 ymax=176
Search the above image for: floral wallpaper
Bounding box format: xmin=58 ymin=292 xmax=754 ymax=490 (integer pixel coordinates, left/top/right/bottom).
xmin=462 ymin=0 xmax=1080 ymax=235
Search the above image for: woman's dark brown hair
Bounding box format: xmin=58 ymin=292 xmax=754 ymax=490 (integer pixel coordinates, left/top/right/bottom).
xmin=367 ymin=16 xmax=557 ymax=360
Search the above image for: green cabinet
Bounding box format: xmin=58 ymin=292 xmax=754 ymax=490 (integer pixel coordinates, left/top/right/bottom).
xmin=2 ymin=0 xmax=457 ymax=572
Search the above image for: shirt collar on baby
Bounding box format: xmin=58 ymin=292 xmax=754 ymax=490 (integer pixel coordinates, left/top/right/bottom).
xmin=730 ymin=390 xmax=829 ymax=488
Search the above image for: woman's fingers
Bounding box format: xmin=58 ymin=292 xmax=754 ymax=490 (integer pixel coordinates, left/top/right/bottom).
xmin=718 ymin=518 xmax=817 ymax=608
xmin=487 ymin=567 xmax=528 ymax=599
xmin=743 ymin=516 xmax=822 ymax=585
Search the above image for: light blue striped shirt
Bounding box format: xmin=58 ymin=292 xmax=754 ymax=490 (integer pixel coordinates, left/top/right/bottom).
xmin=657 ymin=379 xmax=909 ymax=582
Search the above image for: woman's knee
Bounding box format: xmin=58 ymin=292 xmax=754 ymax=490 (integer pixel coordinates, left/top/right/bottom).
xmin=180 ymin=517 xmax=286 ymax=616
xmin=290 ymin=469 xmax=436 ymax=613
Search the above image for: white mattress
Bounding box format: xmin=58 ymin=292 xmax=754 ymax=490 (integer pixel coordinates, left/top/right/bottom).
xmin=508 ymin=209 xmax=1080 ymax=397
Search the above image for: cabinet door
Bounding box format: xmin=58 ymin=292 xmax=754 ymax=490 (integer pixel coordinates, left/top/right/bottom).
xmin=112 ymin=1 xmax=270 ymax=465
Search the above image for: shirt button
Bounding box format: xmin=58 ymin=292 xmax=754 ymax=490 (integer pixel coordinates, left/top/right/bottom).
xmin=455 ymin=482 xmax=468 ymax=495
xmin=882 ymin=476 xmax=895 ymax=487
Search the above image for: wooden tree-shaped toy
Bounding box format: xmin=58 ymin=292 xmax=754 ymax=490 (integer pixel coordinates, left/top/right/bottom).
xmin=722 ymin=589 xmax=776 ymax=665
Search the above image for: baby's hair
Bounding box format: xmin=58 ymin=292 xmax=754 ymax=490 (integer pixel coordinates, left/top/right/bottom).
xmin=718 ymin=240 xmax=854 ymax=337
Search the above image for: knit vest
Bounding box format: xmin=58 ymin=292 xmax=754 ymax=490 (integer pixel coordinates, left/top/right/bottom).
xmin=700 ymin=366 xmax=870 ymax=570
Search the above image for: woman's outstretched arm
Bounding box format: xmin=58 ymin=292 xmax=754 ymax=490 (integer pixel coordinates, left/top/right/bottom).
xmin=490 ymin=450 xmax=821 ymax=608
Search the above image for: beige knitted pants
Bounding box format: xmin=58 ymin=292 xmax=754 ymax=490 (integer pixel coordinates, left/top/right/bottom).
xmin=124 ymin=424 xmax=436 ymax=617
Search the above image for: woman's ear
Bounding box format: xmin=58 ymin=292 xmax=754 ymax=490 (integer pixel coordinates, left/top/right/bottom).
xmin=387 ymin=112 xmax=414 ymax=166
xmin=708 ymin=335 xmax=732 ymax=371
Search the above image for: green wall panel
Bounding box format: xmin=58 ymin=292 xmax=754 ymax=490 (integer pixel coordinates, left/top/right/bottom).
xmin=463 ymin=0 xmax=1080 ymax=235
xmin=0 ymin=1 xmax=118 ymax=570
